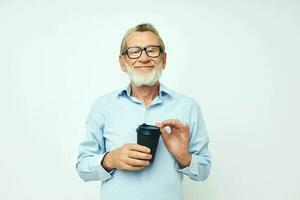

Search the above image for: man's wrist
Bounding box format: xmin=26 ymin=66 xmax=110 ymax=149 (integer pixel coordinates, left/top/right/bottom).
xmin=177 ymin=153 xmax=192 ymax=168
xmin=101 ymin=151 xmax=115 ymax=172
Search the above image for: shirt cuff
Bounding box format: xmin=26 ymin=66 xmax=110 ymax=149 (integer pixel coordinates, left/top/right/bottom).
xmin=93 ymin=152 xmax=115 ymax=182
xmin=175 ymin=154 xmax=198 ymax=177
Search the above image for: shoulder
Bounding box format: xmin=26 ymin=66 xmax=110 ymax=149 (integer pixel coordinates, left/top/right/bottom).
xmin=168 ymin=88 xmax=200 ymax=109
xmin=90 ymin=89 xmax=120 ymax=110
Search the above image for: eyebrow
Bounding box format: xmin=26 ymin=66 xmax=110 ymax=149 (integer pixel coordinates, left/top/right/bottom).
xmin=126 ymin=45 xmax=161 ymax=48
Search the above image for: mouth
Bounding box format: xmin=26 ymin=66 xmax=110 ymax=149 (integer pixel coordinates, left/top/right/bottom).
xmin=134 ymin=66 xmax=155 ymax=69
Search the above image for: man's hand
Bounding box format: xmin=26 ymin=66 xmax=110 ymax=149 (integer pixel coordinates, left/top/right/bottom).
xmin=156 ymin=119 xmax=192 ymax=168
xmin=101 ymin=144 xmax=152 ymax=171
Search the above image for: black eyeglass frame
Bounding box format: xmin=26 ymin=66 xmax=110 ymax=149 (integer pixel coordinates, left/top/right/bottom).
xmin=122 ymin=45 xmax=163 ymax=59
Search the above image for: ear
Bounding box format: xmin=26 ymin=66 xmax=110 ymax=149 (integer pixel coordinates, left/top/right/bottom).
xmin=119 ymin=55 xmax=127 ymax=72
xmin=162 ymin=52 xmax=167 ymax=69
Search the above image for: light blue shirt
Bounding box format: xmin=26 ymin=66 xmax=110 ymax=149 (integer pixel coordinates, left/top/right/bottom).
xmin=76 ymin=83 xmax=211 ymax=200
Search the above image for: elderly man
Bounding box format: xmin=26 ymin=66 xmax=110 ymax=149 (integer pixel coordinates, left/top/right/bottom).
xmin=76 ymin=23 xmax=211 ymax=200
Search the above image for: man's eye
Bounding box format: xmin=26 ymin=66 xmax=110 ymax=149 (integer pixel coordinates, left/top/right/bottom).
xmin=129 ymin=49 xmax=141 ymax=54
xmin=147 ymin=49 xmax=154 ymax=53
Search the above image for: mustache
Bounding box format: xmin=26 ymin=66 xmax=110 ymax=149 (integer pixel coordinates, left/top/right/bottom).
xmin=134 ymin=66 xmax=155 ymax=68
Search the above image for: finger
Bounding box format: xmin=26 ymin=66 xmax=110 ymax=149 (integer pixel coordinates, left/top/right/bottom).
xmin=128 ymin=151 xmax=152 ymax=160
xmin=126 ymin=157 xmax=150 ymax=167
xmin=160 ymin=126 xmax=170 ymax=141
xmin=156 ymin=122 xmax=169 ymax=130
xmin=123 ymin=164 xmax=146 ymax=171
xmin=128 ymin=144 xmax=151 ymax=153
xmin=155 ymin=122 xmax=163 ymax=128
xmin=171 ymin=119 xmax=185 ymax=129
xmin=160 ymin=119 xmax=184 ymax=129
xmin=184 ymin=123 xmax=190 ymax=137
xmin=184 ymin=123 xmax=190 ymax=131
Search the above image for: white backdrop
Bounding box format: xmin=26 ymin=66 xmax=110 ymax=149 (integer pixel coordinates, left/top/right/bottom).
xmin=0 ymin=1 xmax=299 ymax=200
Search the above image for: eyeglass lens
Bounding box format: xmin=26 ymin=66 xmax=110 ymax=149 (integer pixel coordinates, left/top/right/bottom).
xmin=127 ymin=46 xmax=161 ymax=58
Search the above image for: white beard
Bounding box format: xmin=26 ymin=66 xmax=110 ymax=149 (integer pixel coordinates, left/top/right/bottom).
xmin=125 ymin=63 xmax=163 ymax=87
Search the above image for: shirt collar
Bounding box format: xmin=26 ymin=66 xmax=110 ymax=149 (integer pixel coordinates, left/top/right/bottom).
xmin=117 ymin=83 xmax=173 ymax=98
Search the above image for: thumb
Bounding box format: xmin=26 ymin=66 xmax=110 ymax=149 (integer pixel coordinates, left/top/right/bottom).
xmin=159 ymin=126 xmax=169 ymax=141
xmin=155 ymin=122 xmax=162 ymax=128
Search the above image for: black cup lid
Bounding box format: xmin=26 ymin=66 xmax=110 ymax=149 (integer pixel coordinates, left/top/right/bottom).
xmin=136 ymin=123 xmax=161 ymax=136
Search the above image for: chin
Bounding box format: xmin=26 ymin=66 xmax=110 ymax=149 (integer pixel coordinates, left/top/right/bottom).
xmin=135 ymin=71 xmax=154 ymax=77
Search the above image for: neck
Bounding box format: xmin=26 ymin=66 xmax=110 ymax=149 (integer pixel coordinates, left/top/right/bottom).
xmin=130 ymin=82 xmax=160 ymax=107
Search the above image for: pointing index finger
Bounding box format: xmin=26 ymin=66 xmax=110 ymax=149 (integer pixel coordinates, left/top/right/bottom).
xmin=160 ymin=119 xmax=184 ymax=129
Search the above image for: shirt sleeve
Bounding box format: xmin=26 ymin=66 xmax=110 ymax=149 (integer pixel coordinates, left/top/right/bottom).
xmin=76 ymin=102 xmax=115 ymax=182
xmin=175 ymin=102 xmax=211 ymax=181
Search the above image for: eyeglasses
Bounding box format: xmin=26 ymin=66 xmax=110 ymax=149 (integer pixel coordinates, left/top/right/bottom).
xmin=122 ymin=45 xmax=162 ymax=59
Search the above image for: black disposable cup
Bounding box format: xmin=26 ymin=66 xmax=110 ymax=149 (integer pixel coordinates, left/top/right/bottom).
xmin=136 ymin=123 xmax=161 ymax=163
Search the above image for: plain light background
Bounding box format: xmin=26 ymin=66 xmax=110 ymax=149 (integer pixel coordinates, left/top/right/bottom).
xmin=0 ymin=0 xmax=299 ymax=200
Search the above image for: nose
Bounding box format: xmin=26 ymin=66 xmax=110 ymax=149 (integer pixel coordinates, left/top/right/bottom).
xmin=138 ymin=49 xmax=151 ymax=63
